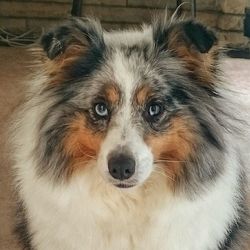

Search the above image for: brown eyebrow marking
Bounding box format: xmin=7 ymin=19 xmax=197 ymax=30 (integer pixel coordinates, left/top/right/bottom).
xmin=104 ymin=83 xmax=120 ymax=104
xmin=134 ymin=85 xmax=152 ymax=106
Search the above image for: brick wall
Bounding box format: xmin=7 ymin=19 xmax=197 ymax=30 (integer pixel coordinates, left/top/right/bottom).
xmin=217 ymin=0 xmax=248 ymax=45
xmin=0 ymin=0 xmax=249 ymax=45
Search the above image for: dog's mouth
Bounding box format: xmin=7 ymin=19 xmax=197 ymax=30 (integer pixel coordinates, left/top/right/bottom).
xmin=114 ymin=183 xmax=135 ymax=189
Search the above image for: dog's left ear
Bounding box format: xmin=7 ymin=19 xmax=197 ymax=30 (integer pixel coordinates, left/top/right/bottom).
xmin=154 ymin=19 xmax=218 ymax=54
xmin=154 ymin=20 xmax=219 ymax=82
xmin=181 ymin=20 xmax=217 ymax=53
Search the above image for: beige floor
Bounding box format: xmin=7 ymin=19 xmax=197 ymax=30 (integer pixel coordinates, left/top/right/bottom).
xmin=0 ymin=47 xmax=31 ymax=250
xmin=0 ymin=46 xmax=249 ymax=250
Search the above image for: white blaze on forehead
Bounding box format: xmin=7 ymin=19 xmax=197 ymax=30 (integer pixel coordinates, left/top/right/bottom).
xmin=110 ymin=50 xmax=138 ymax=129
xmin=112 ymin=50 xmax=137 ymax=101
xmin=97 ymin=50 xmax=154 ymax=184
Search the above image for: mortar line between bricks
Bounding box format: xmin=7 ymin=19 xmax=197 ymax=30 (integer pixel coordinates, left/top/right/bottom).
xmin=82 ymin=4 xmax=166 ymax=10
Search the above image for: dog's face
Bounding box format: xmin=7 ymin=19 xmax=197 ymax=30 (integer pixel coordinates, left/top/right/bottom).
xmin=36 ymin=18 xmax=224 ymax=192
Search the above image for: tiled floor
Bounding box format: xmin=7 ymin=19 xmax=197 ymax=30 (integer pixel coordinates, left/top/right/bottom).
xmin=0 ymin=46 xmax=249 ymax=250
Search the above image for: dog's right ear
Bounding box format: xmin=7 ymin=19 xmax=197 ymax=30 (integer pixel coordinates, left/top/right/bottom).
xmin=40 ymin=18 xmax=104 ymax=60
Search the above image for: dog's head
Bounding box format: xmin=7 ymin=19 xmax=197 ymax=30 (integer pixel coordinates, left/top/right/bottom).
xmin=35 ymin=17 xmax=224 ymax=193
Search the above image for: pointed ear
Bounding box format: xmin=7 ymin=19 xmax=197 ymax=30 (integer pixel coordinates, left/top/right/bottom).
xmin=40 ymin=18 xmax=104 ymax=60
xmin=154 ymin=20 xmax=219 ymax=83
xmin=155 ymin=20 xmax=218 ymax=54
xmin=182 ymin=21 xmax=217 ymax=53
xmin=37 ymin=18 xmax=104 ymax=84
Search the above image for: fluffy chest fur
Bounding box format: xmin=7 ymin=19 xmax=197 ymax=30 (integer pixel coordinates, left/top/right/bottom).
xmin=19 ymin=145 xmax=240 ymax=250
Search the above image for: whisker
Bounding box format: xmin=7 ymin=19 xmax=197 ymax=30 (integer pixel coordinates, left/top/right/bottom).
xmin=77 ymin=149 xmax=96 ymax=159
xmin=152 ymin=169 xmax=175 ymax=182
xmin=154 ymin=159 xmax=187 ymax=163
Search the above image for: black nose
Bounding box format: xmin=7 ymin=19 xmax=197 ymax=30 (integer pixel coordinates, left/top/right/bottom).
xmin=108 ymin=153 xmax=135 ymax=180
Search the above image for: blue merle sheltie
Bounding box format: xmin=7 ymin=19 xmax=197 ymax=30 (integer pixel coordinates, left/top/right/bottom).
xmin=12 ymin=16 xmax=250 ymax=250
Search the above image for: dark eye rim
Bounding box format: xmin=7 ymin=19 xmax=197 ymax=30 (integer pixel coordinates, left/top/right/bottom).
xmin=148 ymin=101 xmax=163 ymax=115
xmin=144 ymin=100 xmax=164 ymax=121
xmin=148 ymin=103 xmax=162 ymax=116
xmin=92 ymin=101 xmax=110 ymax=119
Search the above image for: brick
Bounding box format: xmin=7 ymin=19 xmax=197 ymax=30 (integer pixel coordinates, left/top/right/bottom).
xmin=181 ymin=11 xmax=218 ymax=28
xmin=195 ymin=0 xmax=217 ymax=11
xmin=102 ymin=22 xmax=137 ymax=30
xmin=33 ymin=0 xmax=71 ymax=2
xmin=127 ymin=0 xmax=216 ymax=11
xmin=219 ymin=31 xmax=249 ymax=45
xmin=84 ymin=0 xmax=126 ymax=6
xmin=218 ymin=0 xmax=246 ymax=14
xmin=26 ymin=18 xmax=66 ymax=33
xmin=181 ymin=0 xmax=217 ymax=11
xmin=82 ymin=6 xmax=163 ymax=23
xmin=127 ymin=0 xmax=175 ymax=8
xmin=0 ymin=1 xmax=71 ymax=18
xmin=196 ymin=12 xmax=218 ymax=28
xmin=0 ymin=17 xmax=26 ymax=33
xmin=13 ymin=0 xmax=72 ymax=2
xmin=217 ymin=14 xmax=243 ymax=31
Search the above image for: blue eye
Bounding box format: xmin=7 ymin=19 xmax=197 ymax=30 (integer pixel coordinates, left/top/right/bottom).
xmin=148 ymin=103 xmax=162 ymax=117
xmin=95 ymin=103 xmax=108 ymax=117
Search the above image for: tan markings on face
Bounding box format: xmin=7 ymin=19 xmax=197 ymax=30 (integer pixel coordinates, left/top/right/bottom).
xmin=168 ymin=28 xmax=218 ymax=83
xmin=135 ymin=85 xmax=152 ymax=106
xmin=145 ymin=117 xmax=197 ymax=186
xmin=63 ymin=113 xmax=104 ymax=174
xmin=104 ymin=84 xmax=120 ymax=105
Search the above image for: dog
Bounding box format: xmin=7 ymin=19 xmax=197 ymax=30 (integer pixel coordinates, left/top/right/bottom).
xmin=12 ymin=16 xmax=250 ymax=249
